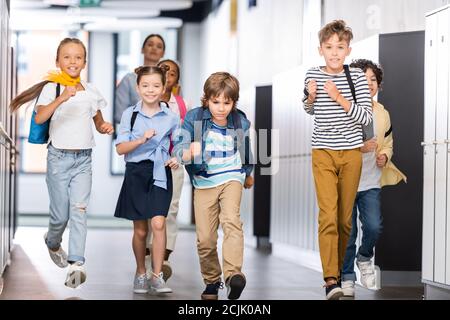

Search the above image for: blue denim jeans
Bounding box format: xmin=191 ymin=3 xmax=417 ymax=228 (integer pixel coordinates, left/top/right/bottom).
xmin=341 ymin=188 xmax=383 ymax=281
xmin=45 ymin=144 xmax=92 ymax=263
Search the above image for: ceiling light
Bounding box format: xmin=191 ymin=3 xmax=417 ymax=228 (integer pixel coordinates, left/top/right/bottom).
xmin=11 ymin=1 xmax=51 ymax=9
xmin=83 ymin=17 xmax=183 ymax=31
xmin=101 ymin=0 xmax=192 ymax=11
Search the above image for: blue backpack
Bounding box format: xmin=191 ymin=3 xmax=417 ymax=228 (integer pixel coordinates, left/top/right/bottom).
xmin=28 ymin=83 xmax=60 ymax=144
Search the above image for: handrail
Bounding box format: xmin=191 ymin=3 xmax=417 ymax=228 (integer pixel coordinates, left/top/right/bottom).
xmin=0 ymin=121 xmax=15 ymax=148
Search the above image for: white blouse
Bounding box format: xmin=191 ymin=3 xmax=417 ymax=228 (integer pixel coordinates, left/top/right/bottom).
xmin=36 ymin=81 xmax=107 ymax=149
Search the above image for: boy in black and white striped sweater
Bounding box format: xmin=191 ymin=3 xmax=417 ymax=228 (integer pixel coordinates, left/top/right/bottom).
xmin=302 ymin=20 xmax=372 ymax=300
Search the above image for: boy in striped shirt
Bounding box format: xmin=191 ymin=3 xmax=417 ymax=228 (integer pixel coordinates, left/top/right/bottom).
xmin=173 ymin=72 xmax=254 ymax=300
xmin=302 ymin=20 xmax=373 ymax=300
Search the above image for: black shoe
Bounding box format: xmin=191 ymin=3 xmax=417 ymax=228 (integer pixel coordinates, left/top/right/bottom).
xmin=201 ymin=281 xmax=223 ymax=300
xmin=325 ymin=283 xmax=344 ymax=300
xmin=225 ymin=273 xmax=246 ymax=300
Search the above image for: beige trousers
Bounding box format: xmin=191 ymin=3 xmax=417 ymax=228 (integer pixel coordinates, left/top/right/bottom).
xmin=194 ymin=181 xmax=244 ymax=284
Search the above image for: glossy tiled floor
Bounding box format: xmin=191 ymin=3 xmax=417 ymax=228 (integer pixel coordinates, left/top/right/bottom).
xmin=0 ymin=226 xmax=423 ymax=300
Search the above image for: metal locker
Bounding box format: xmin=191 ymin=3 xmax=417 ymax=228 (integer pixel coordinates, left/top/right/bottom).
xmin=446 ymin=10 xmax=450 ymax=287
xmin=435 ymin=8 xmax=449 ymax=285
xmin=422 ymin=10 xmax=438 ymax=283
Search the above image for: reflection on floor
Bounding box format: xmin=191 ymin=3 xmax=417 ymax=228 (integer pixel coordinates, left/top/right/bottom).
xmin=0 ymin=227 xmax=423 ymax=300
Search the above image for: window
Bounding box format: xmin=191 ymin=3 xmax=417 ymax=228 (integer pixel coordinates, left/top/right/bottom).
xmin=16 ymin=30 xmax=89 ymax=173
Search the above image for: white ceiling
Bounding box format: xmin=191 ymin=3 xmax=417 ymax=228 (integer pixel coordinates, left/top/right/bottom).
xmin=10 ymin=0 xmax=207 ymax=31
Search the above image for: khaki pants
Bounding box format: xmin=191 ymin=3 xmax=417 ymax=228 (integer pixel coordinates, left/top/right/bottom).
xmin=312 ymin=148 xmax=362 ymax=280
xmin=194 ymin=181 xmax=244 ymax=284
xmin=147 ymin=165 xmax=185 ymax=251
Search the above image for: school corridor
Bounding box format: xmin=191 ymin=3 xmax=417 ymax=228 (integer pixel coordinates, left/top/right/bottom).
xmin=0 ymin=225 xmax=423 ymax=300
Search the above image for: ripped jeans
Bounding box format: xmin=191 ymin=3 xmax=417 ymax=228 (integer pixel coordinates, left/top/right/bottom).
xmin=45 ymin=144 xmax=92 ymax=263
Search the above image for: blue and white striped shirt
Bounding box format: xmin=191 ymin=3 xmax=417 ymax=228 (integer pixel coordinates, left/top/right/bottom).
xmin=303 ymin=67 xmax=373 ymax=150
xmin=193 ymin=123 xmax=245 ymax=189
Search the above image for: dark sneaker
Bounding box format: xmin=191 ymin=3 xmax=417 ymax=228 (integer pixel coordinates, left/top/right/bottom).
xmin=161 ymin=260 xmax=172 ymax=282
xmin=201 ymin=282 xmax=223 ymax=300
xmin=225 ymin=273 xmax=246 ymax=300
xmin=325 ymin=283 xmax=344 ymax=300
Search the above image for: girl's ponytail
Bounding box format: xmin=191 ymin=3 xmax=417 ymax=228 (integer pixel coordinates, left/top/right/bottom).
xmin=9 ymin=80 xmax=50 ymax=112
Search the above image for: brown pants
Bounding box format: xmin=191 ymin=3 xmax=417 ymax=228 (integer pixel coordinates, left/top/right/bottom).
xmin=194 ymin=181 xmax=244 ymax=284
xmin=312 ymin=148 xmax=362 ymax=281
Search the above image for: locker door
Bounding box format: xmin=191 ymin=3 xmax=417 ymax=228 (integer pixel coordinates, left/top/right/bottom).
xmin=423 ymin=12 xmax=438 ymax=283
xmin=446 ymin=9 xmax=450 ymax=286
xmin=436 ymin=8 xmax=449 ymax=285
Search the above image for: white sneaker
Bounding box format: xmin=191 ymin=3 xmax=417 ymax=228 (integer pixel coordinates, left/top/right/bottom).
xmin=64 ymin=262 xmax=86 ymax=289
xmin=357 ymin=260 xmax=376 ymax=289
xmin=133 ymin=273 xmax=149 ymax=294
xmin=44 ymin=232 xmax=68 ymax=268
xmin=149 ymin=272 xmax=172 ymax=294
xmin=341 ymin=280 xmax=355 ymax=299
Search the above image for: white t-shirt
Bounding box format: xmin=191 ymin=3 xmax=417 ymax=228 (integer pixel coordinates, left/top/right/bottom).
xmin=358 ymin=116 xmax=382 ymax=191
xmin=167 ymin=93 xmax=189 ymax=117
xmin=36 ymin=81 xmax=107 ymax=149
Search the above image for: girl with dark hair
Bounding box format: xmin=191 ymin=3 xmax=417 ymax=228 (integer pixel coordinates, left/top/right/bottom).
xmin=114 ymin=65 xmax=179 ymax=295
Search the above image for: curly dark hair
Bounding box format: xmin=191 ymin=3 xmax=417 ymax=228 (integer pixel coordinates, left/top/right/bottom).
xmin=350 ymin=59 xmax=383 ymax=87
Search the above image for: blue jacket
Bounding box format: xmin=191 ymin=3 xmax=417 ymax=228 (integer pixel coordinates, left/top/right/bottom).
xmin=172 ymin=106 xmax=254 ymax=183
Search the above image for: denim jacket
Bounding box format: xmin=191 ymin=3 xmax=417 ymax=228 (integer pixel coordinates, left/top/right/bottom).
xmin=172 ymin=106 xmax=254 ymax=183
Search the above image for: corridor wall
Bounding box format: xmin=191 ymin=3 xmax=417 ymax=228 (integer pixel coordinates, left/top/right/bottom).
xmin=0 ymin=0 xmax=17 ymax=282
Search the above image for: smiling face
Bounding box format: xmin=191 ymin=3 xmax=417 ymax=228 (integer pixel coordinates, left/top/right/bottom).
xmin=319 ymin=33 xmax=352 ymax=74
xmin=56 ymin=42 xmax=86 ymax=78
xmin=160 ymin=60 xmax=179 ymax=91
xmin=142 ymin=36 xmax=165 ymax=66
xmin=136 ymin=73 xmax=165 ymax=106
xmin=207 ymin=92 xmax=234 ymax=126
xmin=365 ymin=67 xmax=379 ymax=98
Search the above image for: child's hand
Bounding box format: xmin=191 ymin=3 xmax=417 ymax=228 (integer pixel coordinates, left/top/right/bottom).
xmin=306 ymin=80 xmax=317 ymax=103
xmin=361 ymin=138 xmax=377 ymax=153
xmin=165 ymin=157 xmax=179 ymax=169
xmin=190 ymin=142 xmax=201 ymax=158
xmin=244 ymin=175 xmax=254 ymax=189
xmin=324 ymin=80 xmax=340 ymax=101
xmin=140 ymin=129 xmax=156 ymax=144
xmin=376 ymin=153 xmax=388 ymax=167
xmin=59 ymin=86 xmax=77 ymax=102
xmin=97 ymin=122 xmax=114 ymax=135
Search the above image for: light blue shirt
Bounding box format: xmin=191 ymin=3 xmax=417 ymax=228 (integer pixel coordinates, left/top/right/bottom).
xmin=115 ymin=101 xmax=179 ymax=190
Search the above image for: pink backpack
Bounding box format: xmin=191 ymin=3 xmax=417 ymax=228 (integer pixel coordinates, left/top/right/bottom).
xmin=174 ymin=95 xmax=187 ymax=121
xmin=169 ymin=95 xmax=187 ymax=154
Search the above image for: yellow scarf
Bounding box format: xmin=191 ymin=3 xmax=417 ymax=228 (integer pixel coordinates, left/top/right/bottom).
xmin=44 ymin=70 xmax=80 ymax=86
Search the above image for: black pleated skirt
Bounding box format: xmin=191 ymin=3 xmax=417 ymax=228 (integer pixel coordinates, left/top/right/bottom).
xmin=114 ymin=160 xmax=173 ymax=220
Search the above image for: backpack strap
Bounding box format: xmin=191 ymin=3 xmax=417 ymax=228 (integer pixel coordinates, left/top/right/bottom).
xmin=56 ymin=83 xmax=61 ymax=98
xmin=130 ymin=111 xmax=138 ymax=131
xmin=385 ymin=125 xmax=393 ymax=138
xmin=231 ymin=110 xmax=247 ymax=165
xmin=343 ymin=65 xmax=357 ymax=103
xmin=174 ymin=95 xmax=187 ymax=120
xmin=344 ymin=65 xmax=374 ymax=141
xmin=194 ymin=107 xmax=204 ymax=142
